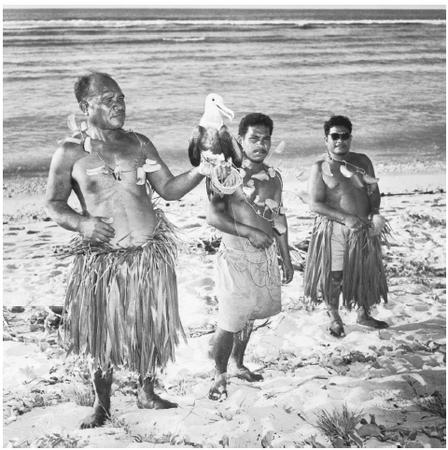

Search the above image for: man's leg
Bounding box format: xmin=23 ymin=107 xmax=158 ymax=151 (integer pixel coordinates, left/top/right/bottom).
xmin=326 ymin=271 xmax=345 ymax=337
xmin=137 ymin=375 xmax=177 ymax=409
xmin=209 ymin=327 xmax=233 ymax=401
xmin=81 ymin=366 xmax=113 ymax=429
xmin=356 ymin=306 xmax=389 ymax=329
xmin=231 ymin=320 xmax=263 ymax=382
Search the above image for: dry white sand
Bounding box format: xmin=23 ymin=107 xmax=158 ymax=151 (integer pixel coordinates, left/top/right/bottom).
xmin=3 ymin=167 xmax=446 ymax=448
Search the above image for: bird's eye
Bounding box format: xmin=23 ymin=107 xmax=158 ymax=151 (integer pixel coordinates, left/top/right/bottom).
xmin=212 ymin=98 xmax=215 ymax=101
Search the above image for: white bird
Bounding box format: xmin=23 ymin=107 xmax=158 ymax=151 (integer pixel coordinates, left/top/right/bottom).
xmin=188 ymin=93 xmax=243 ymax=168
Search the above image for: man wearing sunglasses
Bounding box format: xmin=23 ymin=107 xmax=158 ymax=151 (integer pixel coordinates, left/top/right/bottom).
xmin=303 ymin=115 xmax=389 ymax=337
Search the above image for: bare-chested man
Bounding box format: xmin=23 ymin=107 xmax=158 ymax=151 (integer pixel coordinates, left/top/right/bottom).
xmin=206 ymin=113 xmax=294 ymax=401
xmin=46 ymin=72 xmax=205 ymax=427
xmin=304 ymin=115 xmax=389 ymax=337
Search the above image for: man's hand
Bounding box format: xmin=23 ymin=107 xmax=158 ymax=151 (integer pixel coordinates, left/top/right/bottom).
xmin=79 ymin=216 xmax=115 ymax=243
xmin=282 ymin=260 xmax=294 ymax=284
xmin=247 ymin=229 xmax=273 ymax=249
xmin=343 ymin=215 xmax=364 ymax=231
xmin=215 ymin=163 xmax=232 ymax=182
xmin=369 ymin=213 xmax=386 ymax=236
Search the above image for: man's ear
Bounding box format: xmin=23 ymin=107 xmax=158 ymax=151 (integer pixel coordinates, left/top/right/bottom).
xmin=79 ymin=101 xmax=89 ymax=115
xmin=237 ymin=135 xmax=243 ymax=145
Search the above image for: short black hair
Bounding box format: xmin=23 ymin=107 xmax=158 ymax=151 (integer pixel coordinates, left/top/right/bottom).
xmin=238 ymin=113 xmax=274 ymax=137
xmin=324 ymin=115 xmax=352 ymax=136
xmin=74 ymin=71 xmax=115 ymax=103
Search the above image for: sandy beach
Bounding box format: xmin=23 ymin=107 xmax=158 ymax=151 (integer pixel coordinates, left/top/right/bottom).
xmin=3 ymin=162 xmax=446 ymax=448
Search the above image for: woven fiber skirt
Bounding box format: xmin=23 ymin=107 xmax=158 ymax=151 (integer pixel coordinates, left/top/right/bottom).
xmin=63 ymin=212 xmax=184 ymax=377
xmin=303 ymin=215 xmax=388 ymax=310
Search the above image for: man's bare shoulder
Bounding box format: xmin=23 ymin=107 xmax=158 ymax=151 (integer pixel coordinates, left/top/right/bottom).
xmin=53 ymin=139 xmax=87 ymax=164
xmin=130 ymin=131 xmax=165 ymax=160
xmin=347 ymin=152 xmax=372 ymax=168
xmin=130 ymin=131 xmax=152 ymax=149
xmin=310 ymin=159 xmax=324 ymax=172
xmin=270 ymin=168 xmax=283 ymax=190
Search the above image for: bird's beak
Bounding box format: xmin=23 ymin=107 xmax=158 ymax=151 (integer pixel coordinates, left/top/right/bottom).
xmin=215 ymin=101 xmax=234 ymax=121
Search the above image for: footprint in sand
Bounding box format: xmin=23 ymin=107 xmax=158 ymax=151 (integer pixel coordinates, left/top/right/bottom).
xmin=30 ymin=242 xmax=45 ymax=248
xmin=49 ymin=270 xmax=63 ymax=277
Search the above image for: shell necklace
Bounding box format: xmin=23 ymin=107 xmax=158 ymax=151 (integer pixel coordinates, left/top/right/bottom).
xmin=65 ymin=114 xmax=161 ymax=184
xmin=238 ymin=161 xmax=287 ymax=234
xmin=322 ymin=153 xmax=379 ymax=185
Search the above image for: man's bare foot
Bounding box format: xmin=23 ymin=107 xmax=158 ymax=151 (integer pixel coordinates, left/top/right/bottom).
xmin=234 ymin=366 xmax=263 ymax=382
xmin=137 ymin=390 xmax=178 ymax=409
xmin=208 ymin=373 xmax=227 ymax=401
xmin=329 ymin=319 xmax=345 ymax=337
xmin=80 ymin=406 xmax=109 ymax=429
xmin=328 ymin=308 xmax=345 ymax=337
xmin=357 ymin=313 xmax=388 ymax=329
xmin=80 ymin=367 xmax=112 ymax=429
xmin=137 ymin=376 xmax=177 ymax=409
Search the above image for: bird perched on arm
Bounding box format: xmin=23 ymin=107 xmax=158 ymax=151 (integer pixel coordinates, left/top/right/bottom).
xmin=188 ymin=93 xmax=243 ymax=169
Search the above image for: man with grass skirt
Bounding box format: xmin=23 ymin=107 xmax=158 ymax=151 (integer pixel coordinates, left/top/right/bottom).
xmin=304 ymin=115 xmax=389 ymax=338
xmin=46 ymin=72 xmax=206 ymax=427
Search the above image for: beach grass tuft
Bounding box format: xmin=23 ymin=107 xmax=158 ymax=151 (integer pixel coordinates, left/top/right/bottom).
xmin=9 ymin=432 xmax=86 ymax=448
xmin=65 ymin=382 xmax=95 ymax=407
xmin=418 ymin=391 xmax=446 ymax=418
xmin=315 ymin=404 xmax=364 ymax=447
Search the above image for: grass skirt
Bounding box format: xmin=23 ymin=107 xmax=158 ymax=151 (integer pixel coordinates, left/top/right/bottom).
xmin=63 ymin=211 xmax=185 ymax=377
xmin=303 ymin=216 xmax=388 ymax=309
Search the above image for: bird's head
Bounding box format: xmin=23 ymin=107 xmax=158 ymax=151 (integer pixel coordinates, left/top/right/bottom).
xmin=204 ymin=93 xmax=234 ymax=122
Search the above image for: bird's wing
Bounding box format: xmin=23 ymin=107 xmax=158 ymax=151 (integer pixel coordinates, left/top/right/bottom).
xmin=218 ymin=125 xmax=243 ymax=167
xmin=188 ymin=125 xmax=206 ymax=166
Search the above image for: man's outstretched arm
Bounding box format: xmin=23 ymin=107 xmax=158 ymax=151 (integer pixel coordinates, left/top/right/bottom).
xmin=141 ymin=137 xmax=205 ymax=201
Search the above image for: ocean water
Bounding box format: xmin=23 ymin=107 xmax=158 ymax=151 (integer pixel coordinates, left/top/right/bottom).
xmin=3 ymin=8 xmax=446 ymax=175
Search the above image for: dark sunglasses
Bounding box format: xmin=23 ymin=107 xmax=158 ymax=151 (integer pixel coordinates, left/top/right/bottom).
xmin=330 ymin=132 xmax=351 ymax=141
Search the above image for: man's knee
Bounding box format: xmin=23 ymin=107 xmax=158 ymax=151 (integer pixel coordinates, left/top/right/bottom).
xmin=331 ymin=271 xmax=343 ymax=282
